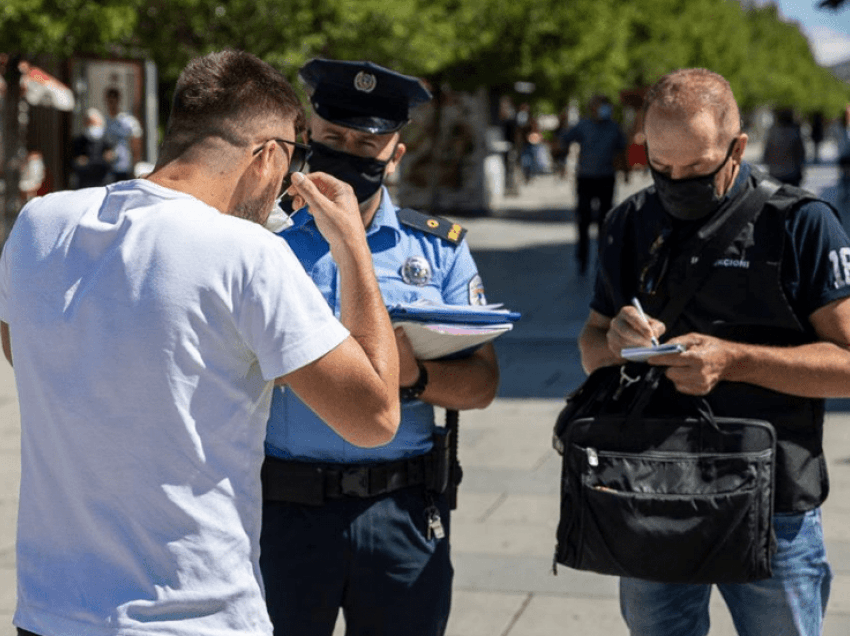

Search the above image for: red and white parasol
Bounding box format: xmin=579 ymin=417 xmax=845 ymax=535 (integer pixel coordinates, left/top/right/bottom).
xmin=0 ymin=60 xmax=74 ymax=111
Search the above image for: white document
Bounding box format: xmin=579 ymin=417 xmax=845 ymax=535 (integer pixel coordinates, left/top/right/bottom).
xmin=621 ymin=343 xmax=686 ymax=362
xmin=394 ymin=320 xmax=513 ymax=360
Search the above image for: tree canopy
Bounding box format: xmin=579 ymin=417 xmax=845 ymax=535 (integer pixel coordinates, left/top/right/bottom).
xmin=2 ymin=0 xmax=849 ymax=121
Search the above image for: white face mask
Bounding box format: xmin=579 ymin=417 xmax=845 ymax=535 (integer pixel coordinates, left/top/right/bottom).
xmin=264 ymin=196 xmax=294 ymax=233
xmin=85 ymin=125 xmax=105 ymax=140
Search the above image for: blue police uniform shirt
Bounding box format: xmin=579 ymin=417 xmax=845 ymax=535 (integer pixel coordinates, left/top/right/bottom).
xmin=265 ymin=186 xmax=484 ymax=464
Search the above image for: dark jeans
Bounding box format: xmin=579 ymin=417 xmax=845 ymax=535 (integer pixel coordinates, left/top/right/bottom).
xmin=576 ymin=175 xmax=616 ymax=273
xmin=19 ymin=630 xmax=40 ymax=636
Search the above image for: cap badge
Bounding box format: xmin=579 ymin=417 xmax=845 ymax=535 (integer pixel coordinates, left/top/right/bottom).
xmin=401 ymin=256 xmax=432 ymax=286
xmin=354 ymin=71 xmax=377 ymax=93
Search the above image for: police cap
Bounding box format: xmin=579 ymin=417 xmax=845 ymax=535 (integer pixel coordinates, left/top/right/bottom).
xmin=299 ymin=59 xmax=432 ymax=134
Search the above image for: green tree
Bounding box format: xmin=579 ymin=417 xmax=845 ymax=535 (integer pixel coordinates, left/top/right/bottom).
xmin=0 ymin=0 xmax=141 ymax=233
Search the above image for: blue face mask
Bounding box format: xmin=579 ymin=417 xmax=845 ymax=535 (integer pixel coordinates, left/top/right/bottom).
xmin=597 ymin=104 xmax=612 ymax=119
xmin=648 ymin=137 xmax=738 ymax=221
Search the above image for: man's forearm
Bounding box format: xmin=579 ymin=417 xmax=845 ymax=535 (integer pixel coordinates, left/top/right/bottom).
xmin=578 ymin=323 xmax=620 ymax=374
xmin=723 ymin=340 xmax=850 ymax=398
xmin=333 ymin=237 xmax=399 ymax=391
xmin=418 ymin=345 xmax=499 ymax=410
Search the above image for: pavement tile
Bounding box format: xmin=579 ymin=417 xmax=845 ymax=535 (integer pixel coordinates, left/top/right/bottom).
xmin=455 ymin=553 xmax=618 ymax=598
xmin=445 ymin=590 xmax=530 ymax=636
xmin=828 ymin=573 xmax=850 ymax=613
xmin=0 ymin=502 xmax=16 ymax=548
xmin=452 ymin=521 xmax=555 ymax=558
xmin=504 ymin=594 xmax=630 ymax=636
xmin=483 ymin=493 xmax=558 ymax=528
xmin=824 ymin=509 xmax=850 ymax=541
xmin=450 ymin=492 xmax=505 ymax=523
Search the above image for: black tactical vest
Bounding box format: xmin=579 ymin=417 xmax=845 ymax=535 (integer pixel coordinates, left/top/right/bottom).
xmin=602 ymin=169 xmax=830 ymax=512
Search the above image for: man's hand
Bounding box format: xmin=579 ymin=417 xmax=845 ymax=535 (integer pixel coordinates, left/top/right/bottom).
xmin=648 ymin=333 xmax=738 ymax=395
xmin=287 ymin=171 xmax=363 ymax=244
xmin=605 ymin=305 xmax=667 ymax=359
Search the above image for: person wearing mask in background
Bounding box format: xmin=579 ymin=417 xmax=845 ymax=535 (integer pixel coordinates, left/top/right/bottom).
xmin=1 ymin=49 xmax=401 ymax=636
xmin=104 ymin=87 xmax=143 ymax=182
xmin=260 ymin=59 xmax=500 ymax=636
xmin=559 ymin=95 xmax=627 ymax=275
xmin=580 ymin=67 xmax=850 ymax=636
xmin=70 ymin=107 xmax=115 ymax=189
xmin=762 ymin=107 xmax=806 ymax=187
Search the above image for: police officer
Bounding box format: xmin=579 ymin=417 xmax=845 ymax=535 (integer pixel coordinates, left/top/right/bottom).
xmin=260 ymin=59 xmax=500 ymax=636
xmin=579 ymin=68 xmax=850 ymax=636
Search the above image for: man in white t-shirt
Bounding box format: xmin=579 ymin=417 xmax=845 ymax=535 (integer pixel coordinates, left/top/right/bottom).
xmin=0 ymin=50 xmax=400 ymax=636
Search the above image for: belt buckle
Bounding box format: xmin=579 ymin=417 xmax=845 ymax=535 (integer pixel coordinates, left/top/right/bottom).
xmin=340 ymin=467 xmax=370 ymax=497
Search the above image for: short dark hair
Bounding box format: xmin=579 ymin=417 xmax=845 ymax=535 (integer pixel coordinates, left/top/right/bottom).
xmin=160 ymin=49 xmax=305 ymax=160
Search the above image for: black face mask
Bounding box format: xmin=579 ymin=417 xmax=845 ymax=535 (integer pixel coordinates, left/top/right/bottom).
xmin=307 ymin=141 xmax=389 ymax=203
xmin=649 ymin=138 xmax=738 ymax=221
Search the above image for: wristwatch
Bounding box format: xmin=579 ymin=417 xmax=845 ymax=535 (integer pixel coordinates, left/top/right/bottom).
xmin=400 ymin=361 xmax=429 ymax=400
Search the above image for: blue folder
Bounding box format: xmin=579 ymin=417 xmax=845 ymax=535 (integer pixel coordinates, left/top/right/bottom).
xmin=388 ymin=302 xmax=521 ymax=325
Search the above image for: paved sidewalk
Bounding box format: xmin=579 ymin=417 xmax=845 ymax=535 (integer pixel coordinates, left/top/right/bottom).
xmin=1 ymin=148 xmax=849 ymax=635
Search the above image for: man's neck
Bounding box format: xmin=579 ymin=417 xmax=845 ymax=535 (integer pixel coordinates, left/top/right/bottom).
xmin=146 ymin=163 xmax=234 ymax=214
xmin=360 ymin=189 xmax=384 ymax=229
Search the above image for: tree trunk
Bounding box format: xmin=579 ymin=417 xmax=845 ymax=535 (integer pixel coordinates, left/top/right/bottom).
xmin=2 ymin=55 xmax=24 ymax=244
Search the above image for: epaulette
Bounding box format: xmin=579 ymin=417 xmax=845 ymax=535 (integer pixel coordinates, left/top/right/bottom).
xmin=397 ymin=208 xmax=466 ymax=245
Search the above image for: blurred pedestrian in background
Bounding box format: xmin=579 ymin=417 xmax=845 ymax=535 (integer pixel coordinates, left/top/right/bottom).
xmin=518 ymin=103 xmax=548 ymax=182
xmin=498 ymin=95 xmax=520 ymax=195
xmin=762 ymin=107 xmax=805 ymax=186
xmin=103 ymin=87 xmax=143 ymax=182
xmin=837 ymin=105 xmax=850 ymax=210
xmin=809 ymin=111 xmax=824 ymax=164
xmin=552 ymin=109 xmax=571 ymax=180
xmin=70 ymin=108 xmax=114 ymax=189
xmin=559 ymin=95 xmax=627 ymax=275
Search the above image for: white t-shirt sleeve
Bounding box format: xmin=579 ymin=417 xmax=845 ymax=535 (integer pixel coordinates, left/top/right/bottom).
xmin=236 ymin=236 xmax=349 ymax=381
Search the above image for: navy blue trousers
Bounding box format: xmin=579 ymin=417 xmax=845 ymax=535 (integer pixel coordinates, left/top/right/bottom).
xmin=260 ymin=486 xmax=453 ymax=636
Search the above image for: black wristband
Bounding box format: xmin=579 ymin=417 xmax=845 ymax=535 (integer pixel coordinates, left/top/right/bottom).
xmin=400 ymin=361 xmax=429 ymax=401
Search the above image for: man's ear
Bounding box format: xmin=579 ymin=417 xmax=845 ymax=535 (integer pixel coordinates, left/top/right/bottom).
xmin=733 ymin=133 xmax=749 ymax=163
xmin=385 ymin=142 xmax=406 ymax=177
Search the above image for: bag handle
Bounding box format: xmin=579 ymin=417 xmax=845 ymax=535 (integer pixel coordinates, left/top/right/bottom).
xmin=623 ymin=366 xmax=722 ymax=438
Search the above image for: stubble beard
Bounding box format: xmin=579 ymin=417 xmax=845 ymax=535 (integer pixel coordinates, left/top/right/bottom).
xmin=231 ymin=179 xmax=278 ymax=226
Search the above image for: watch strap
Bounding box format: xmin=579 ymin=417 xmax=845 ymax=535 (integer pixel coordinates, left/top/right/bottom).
xmin=400 ymin=361 xmax=429 ymax=400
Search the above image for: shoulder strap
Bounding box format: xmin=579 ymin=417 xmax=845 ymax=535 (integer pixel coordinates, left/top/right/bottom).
xmin=657 ymin=177 xmax=781 ymax=328
xmin=397 ymin=208 xmax=467 ymax=245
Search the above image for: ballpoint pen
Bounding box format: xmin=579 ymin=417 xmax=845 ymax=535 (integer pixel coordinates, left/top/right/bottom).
xmin=631 ymin=297 xmax=660 ymax=347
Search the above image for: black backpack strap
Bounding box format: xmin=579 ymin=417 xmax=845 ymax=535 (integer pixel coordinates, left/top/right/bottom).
xmin=657 ymin=177 xmax=781 ymax=328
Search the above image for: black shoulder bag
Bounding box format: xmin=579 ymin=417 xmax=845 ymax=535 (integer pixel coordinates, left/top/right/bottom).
xmin=552 ymin=178 xmax=781 ymax=584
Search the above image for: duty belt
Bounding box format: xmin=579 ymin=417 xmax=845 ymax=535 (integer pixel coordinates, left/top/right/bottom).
xmin=262 ymin=451 xmax=441 ymax=506
xmin=263 ymin=417 xmax=462 ymax=509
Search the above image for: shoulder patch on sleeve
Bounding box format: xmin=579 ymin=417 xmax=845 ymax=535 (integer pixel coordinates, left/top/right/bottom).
xmin=397 ymin=208 xmax=467 ymax=245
